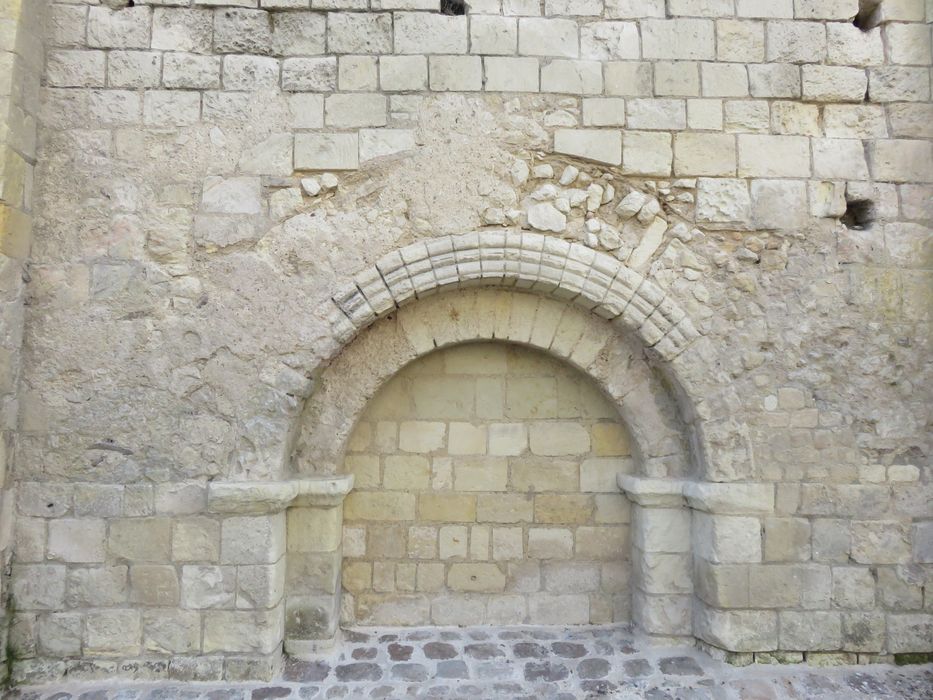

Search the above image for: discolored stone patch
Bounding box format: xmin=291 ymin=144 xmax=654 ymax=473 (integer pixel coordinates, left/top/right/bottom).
xmin=387 ymin=643 xmax=413 ymax=662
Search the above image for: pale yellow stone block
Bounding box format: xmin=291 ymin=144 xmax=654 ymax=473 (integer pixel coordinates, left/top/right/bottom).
xmin=470 ymin=524 xmax=490 ymax=560
xmin=488 ymin=423 xmax=528 ymax=456
xmin=454 ymin=457 xmax=508 ymax=491
xmin=492 ymin=527 xmax=524 ymax=560
xmin=580 ymin=457 xmax=630 ymax=492
xmin=343 ymin=561 xmax=372 ymax=593
xmin=477 ymin=493 xmax=534 ymax=523
xmin=576 ymin=525 xmax=629 ymax=559
xmin=591 ymin=423 xmax=631 ymax=456
xmin=412 ymin=376 xmax=475 ymax=419
xmin=447 ymin=563 xmax=506 ymax=592
xmin=417 ymin=562 xmax=446 ymax=591
xmin=506 ymin=377 xmax=558 ymax=419
xmin=431 ymin=457 xmax=453 ymax=490
xmin=383 ymin=454 xmax=431 ymax=489
xmin=594 ymin=494 xmax=631 ymax=524
xmin=528 ymin=528 xmax=574 ymax=559
xmin=534 ymin=494 xmax=593 ymax=525
xmin=398 ymin=421 xmax=446 ymax=453
xmin=511 ymin=459 xmax=578 ymax=492
xmin=444 ymin=343 xmax=508 ymax=374
xmin=287 ymin=506 xmax=343 ymax=553
xmin=448 ymin=422 xmax=487 ymax=455
xmin=366 ymin=380 xmax=411 ymax=419
xmin=345 ymin=492 xmax=416 ymax=521
xmin=172 ymin=517 xmax=220 ymax=562
xmin=396 ymin=562 xmax=417 ymax=592
xmin=373 ymin=561 xmax=395 ymax=592
xmin=347 ymin=422 xmax=373 ymax=452
xmin=374 ymin=422 xmax=398 ymax=452
xmin=439 ymin=525 xmax=468 ymax=559
xmin=344 ymin=454 xmax=380 ymax=488
xmin=408 ymin=525 xmax=438 ymax=558
xmin=476 ymin=377 xmax=505 ymax=419
xmin=529 ymin=422 xmax=591 ymax=456
xmin=343 ymin=526 xmax=366 ymax=557
xmin=419 ymin=493 xmax=477 ymax=522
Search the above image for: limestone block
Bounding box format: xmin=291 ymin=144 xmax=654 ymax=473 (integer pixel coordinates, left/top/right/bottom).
xmin=327 ymin=12 xmax=392 ymax=54
xmin=345 ymin=492 xmax=416 ymax=521
xmin=108 ymin=51 xmax=162 ymax=88
xmin=513 ymin=460 xmax=579 ymax=495
xmin=794 ymin=0 xmax=857 ymax=18
xmin=144 ymin=610 xmax=201 ymax=654
xmin=780 ymin=611 xmax=842 ymax=651
xmin=294 ymin=133 xmax=359 ymax=171
xmin=65 ymin=566 xmax=128 ymax=608
xmin=579 ymin=457 xmax=627 ymax=492
xmin=633 ymin=591 xmax=691 ymax=636
xmin=173 ymin=517 xmax=221 ymax=562
xmin=886 ymin=614 xmax=933 ymax=653
xmin=203 ymin=608 xmax=284 ymax=654
xmin=155 ymin=483 xmax=206 ymax=516
xmin=832 ymin=566 xmax=876 ymax=610
xmin=528 ymin=528 xmax=573 ymax=558
xmin=38 ymin=612 xmax=82 ymax=657
xmin=635 ymin=551 xmax=691 ymax=595
xmin=869 ymin=66 xmax=931 ymax=102
xmin=747 ymin=563 xmax=830 ymax=608
xmin=46 ymin=50 xmax=106 ymax=87
xmin=673 ymin=133 xmax=736 ymax=177
xmin=213 ymin=9 xmax=274 ymax=54
xmin=655 ymin=61 xmax=700 ymax=96
xmin=766 ymin=21 xmax=825 ymax=62
xmin=827 ymin=23 xmax=883 ymax=66
xmin=337 ymin=55 xmax=378 ymax=90
xmin=448 ymin=423 xmax=487 ymax=455
xmin=380 ymin=55 xmax=427 ymax=91
xmin=394 ymin=13 xmax=467 ymax=54
xmin=454 ymin=457 xmax=508 ymax=491
xmin=605 ymin=61 xmax=653 ymax=96
xmin=623 ymin=131 xmax=673 ymax=177
xmin=748 ymin=64 xmax=800 ymax=98
xmin=889 ymin=104 xmax=933 ymax=139
xmin=85 ymin=609 xmax=141 ymax=656
xmin=695 ymin=607 xmax=778 ymax=651
xmin=152 ymin=8 xmax=213 ymax=53
xmin=237 ymin=562 xmax=286 ymax=609
xmin=541 ymin=59 xmax=603 ymax=95
xmin=750 ymin=179 xmax=808 ymax=230
xmin=811 ymin=519 xmax=851 ymax=563
xmin=288 ymin=506 xmax=342 ymax=553
xmin=439 ymin=524 xmax=468 ymax=559
xmin=128 ymin=564 xmax=180 ymax=606
xmin=716 ymin=20 xmax=765 ymax=62
xmin=694 ymin=560 xmax=749 ymax=607
xmin=219 ymin=56 xmax=278 ymax=91
xmin=582 ymin=98 xmax=626 ymax=127
xmin=47 ymin=518 xmax=105 ymax=563
xmin=763 ymin=517 xmax=810 ymax=562
xmin=87 ymin=7 xmax=151 ymax=49
xmin=627 ymin=98 xmax=687 ymax=130
xmin=162 ymin=53 xmax=221 ymax=89
xmin=430 ymin=56 xmax=483 ymax=91
xmin=448 ymin=563 xmax=506 ymax=592
xmin=488 ymin=423 xmax=527 ymax=456
xmin=419 ymin=493 xmax=476 ymax=522
xmin=271 ymin=13 xmax=328 ymax=56
xmin=841 ymin=612 xmax=885 ymax=653
xmin=109 ymin=518 xmax=172 ymax=562
xmin=281 ymin=57 xmax=337 ymax=91
xmin=641 ymin=19 xmax=715 ymax=60
xmin=886 ymin=23 xmax=932 ymax=65
xmin=534 ymin=494 xmax=592 ymax=524
xmin=471 ymin=16 xmax=517 ymax=54
xmin=528 ymin=594 xmax=589 ymax=624
xmin=633 ymin=507 xmax=691 ymax=553
xmin=723 ymin=99 xmax=769 ymax=132
xmin=913 ymin=522 xmax=933 ymax=563
xmin=871 ymin=140 xmax=933 ymax=183
xmin=477 ymin=493 xmax=534 ymax=522
xmin=487 ymin=595 xmax=527 ymax=624
xmin=576 ymin=526 xmax=628 ymax=559
xmin=771 ymin=101 xmax=819 ymax=135
xmin=528 ymin=422 xmax=589 ymax=456
xmin=850 ymin=520 xmax=911 ymax=564
xmin=288 ymin=550 xmax=340 ymax=593
xmin=701 ymin=63 xmax=748 ymax=97
xmin=431 ymin=595 xmax=486 ymax=625
xmin=802 ymin=65 xmax=868 ymax=102
xmin=812 ymin=138 xmax=869 ymax=180
xmin=181 ymin=565 xmax=236 ymax=609
xmin=737 ymin=134 xmax=810 ymax=178
xmin=492 ymin=527 xmax=523 ymax=560
xmin=220 ymin=513 xmax=286 ymax=565
xmin=398 ymin=421 xmax=446 ymax=453
xmin=737 ymin=0 xmax=794 ymax=17
xmin=518 ymin=18 xmax=579 ymax=57
xmin=484 ymin=57 xmax=540 ymax=92
xmin=383 ymin=455 xmax=429 ymax=490
xmin=693 ymin=513 xmax=762 ymax=563
xmin=580 ymin=21 xmax=639 ymax=60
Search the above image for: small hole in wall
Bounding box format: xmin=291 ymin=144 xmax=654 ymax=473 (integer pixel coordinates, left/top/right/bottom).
xmin=853 ymin=0 xmax=883 ymax=31
xmin=842 ymin=199 xmax=875 ymax=229
xmin=440 ymin=0 xmax=467 ymax=15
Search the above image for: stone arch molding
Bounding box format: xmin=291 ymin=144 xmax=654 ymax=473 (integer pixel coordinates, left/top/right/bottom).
xmin=311 ymin=230 xmax=755 ymax=485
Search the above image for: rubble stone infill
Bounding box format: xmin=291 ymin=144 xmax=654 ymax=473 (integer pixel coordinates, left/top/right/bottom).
xmin=9 ymin=626 xmax=933 ymax=700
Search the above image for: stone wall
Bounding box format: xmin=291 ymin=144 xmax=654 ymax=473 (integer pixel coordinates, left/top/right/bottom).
xmin=341 ymin=341 xmax=633 ymax=627
xmin=1 ymin=0 xmax=930 ymax=683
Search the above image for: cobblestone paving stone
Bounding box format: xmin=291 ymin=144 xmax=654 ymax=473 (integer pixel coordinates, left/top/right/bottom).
xmin=10 ymin=626 xmax=933 ymax=700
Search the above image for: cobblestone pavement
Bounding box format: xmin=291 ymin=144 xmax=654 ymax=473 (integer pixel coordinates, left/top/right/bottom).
xmin=10 ymin=626 xmax=933 ymax=700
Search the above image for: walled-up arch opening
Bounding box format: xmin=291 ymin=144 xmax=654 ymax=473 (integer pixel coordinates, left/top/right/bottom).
xmin=338 ymin=341 xmax=636 ymax=628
